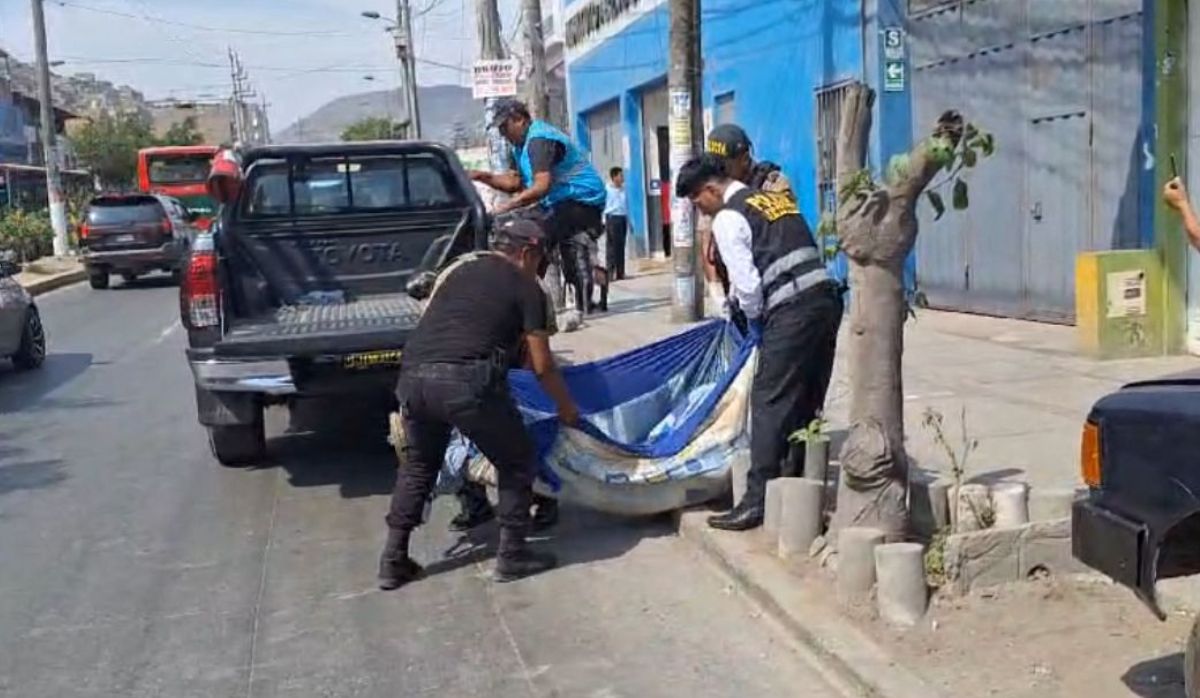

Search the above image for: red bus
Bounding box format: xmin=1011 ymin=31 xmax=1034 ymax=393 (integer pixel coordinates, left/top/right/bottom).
xmin=136 ymin=145 xmax=220 ymax=228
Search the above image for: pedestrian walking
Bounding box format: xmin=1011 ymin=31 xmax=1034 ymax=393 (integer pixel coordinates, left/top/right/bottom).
xmin=469 ymin=99 xmax=607 ymax=318
xmin=676 ymin=154 xmax=842 ymax=531
xmin=604 ymin=167 xmax=629 ymax=281
xmin=379 ymin=217 xmax=580 ymax=589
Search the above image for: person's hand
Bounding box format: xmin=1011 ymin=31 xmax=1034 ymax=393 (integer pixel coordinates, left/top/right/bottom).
xmin=558 ymin=401 xmax=580 ymax=427
xmin=1165 ymin=177 xmax=1190 ymax=212
xmin=467 ymin=169 xmax=486 ymax=182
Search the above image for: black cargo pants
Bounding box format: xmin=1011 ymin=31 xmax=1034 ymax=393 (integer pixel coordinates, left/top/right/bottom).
xmin=745 ymin=283 xmax=843 ymax=507
xmin=386 ymin=362 xmax=535 ymax=533
xmin=546 ymin=201 xmax=603 ymax=314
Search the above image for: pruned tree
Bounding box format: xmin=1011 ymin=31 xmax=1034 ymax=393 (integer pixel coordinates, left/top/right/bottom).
xmin=830 ymin=82 xmax=993 ymax=538
xmin=159 ymin=116 xmax=204 ymax=146
xmin=69 ymin=111 xmax=157 ymax=189
xmin=341 ymin=117 xmax=408 ymax=142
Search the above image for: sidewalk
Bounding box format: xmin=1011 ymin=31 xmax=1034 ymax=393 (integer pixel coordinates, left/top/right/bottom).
xmin=566 ymin=271 xmax=1197 ymax=491
xmin=14 ymin=256 xmax=86 ymax=296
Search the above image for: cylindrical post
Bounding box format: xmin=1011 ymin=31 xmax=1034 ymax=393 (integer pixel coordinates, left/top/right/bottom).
xmin=763 ymin=478 xmax=785 ymax=539
xmin=875 ymin=542 xmax=928 ymax=627
xmin=992 ymin=482 xmax=1030 ymax=528
xmin=522 ymin=0 xmax=550 ymax=120
xmin=837 ymin=527 xmax=886 ymax=606
xmin=954 ymin=483 xmax=991 ymax=532
xmin=803 ymin=439 xmax=829 ymax=482
xmin=778 ymin=478 xmax=824 ymax=559
xmin=398 ymin=0 xmax=421 ymax=139
xmin=31 ymin=0 xmax=68 ymax=256
xmin=667 ymin=0 xmax=702 ymax=322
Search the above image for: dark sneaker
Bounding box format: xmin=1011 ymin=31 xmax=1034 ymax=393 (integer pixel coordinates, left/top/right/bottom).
xmin=493 ymin=548 xmax=558 ymax=583
xmin=449 ymin=505 xmax=495 ymax=532
xmin=378 ymin=555 xmax=423 ymax=591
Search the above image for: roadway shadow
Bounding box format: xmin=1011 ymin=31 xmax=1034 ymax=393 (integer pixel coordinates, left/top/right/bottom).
xmin=258 ymin=394 xmax=398 ymax=499
xmin=0 ymin=353 xmax=95 ymax=415
xmin=1122 ymin=653 xmax=1186 ymax=698
xmin=112 ymin=274 xmax=179 ymax=291
xmin=597 ymin=296 xmax=671 ymax=317
xmin=420 ymin=503 xmax=677 ymax=580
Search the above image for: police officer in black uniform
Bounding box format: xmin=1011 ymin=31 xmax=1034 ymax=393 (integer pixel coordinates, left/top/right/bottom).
xmin=378 ymin=218 xmax=580 ymax=589
xmin=676 ymin=154 xmax=842 ymax=531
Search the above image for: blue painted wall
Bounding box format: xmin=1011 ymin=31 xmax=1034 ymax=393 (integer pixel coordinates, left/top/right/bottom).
xmin=567 ymin=0 xmax=867 ymax=255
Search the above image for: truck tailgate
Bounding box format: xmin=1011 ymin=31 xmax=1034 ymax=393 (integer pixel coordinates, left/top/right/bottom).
xmin=215 ymin=293 xmax=423 ymax=357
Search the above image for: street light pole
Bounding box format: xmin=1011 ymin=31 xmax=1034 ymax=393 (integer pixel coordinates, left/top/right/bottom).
xmin=397 ymin=0 xmax=421 ymax=139
xmin=667 ymin=0 xmax=702 ymax=322
xmin=30 ymin=0 xmax=68 ymax=257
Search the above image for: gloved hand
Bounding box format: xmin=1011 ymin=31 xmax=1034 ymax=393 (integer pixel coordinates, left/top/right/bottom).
xmin=747 ymin=318 xmax=764 ymax=345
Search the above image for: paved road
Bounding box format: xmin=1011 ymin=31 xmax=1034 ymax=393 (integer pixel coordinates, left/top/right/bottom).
xmin=0 ymin=278 xmax=839 ymax=698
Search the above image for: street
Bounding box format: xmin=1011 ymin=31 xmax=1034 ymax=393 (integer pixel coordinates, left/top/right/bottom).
xmin=0 ymin=279 xmax=838 ymax=698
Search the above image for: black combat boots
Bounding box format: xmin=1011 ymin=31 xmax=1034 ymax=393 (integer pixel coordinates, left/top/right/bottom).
xmin=493 ymin=526 xmax=557 ymax=583
xmin=378 ymin=529 xmax=423 ymax=591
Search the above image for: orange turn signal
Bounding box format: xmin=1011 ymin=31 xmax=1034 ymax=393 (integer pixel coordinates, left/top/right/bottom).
xmin=1081 ymin=421 xmax=1101 ymax=488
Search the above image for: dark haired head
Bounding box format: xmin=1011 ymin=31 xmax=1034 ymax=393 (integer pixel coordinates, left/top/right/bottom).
xmin=675 ymin=153 xmax=728 ymax=199
xmin=609 ymin=166 xmax=623 ymax=179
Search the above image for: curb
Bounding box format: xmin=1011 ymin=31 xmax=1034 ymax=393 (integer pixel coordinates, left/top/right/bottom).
xmin=22 ymin=270 xmax=86 ymax=297
xmin=677 ymin=510 xmax=946 ymax=698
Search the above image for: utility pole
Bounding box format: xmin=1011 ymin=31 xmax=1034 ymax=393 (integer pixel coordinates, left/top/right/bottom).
xmin=477 ymin=0 xmax=507 ymax=171
xmin=397 ymin=0 xmax=421 ymax=138
xmin=522 ymin=0 xmax=550 ymax=120
xmin=228 ymin=48 xmax=245 ymax=143
xmin=667 ymin=0 xmax=702 ymax=322
xmin=30 ymin=0 xmax=68 ymax=257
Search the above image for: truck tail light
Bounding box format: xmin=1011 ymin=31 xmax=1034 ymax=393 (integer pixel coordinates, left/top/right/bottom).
xmin=160 ymin=218 xmax=172 ymax=236
xmin=1081 ymin=421 xmax=1101 ymax=488
xmin=183 ymin=249 xmax=220 ymax=328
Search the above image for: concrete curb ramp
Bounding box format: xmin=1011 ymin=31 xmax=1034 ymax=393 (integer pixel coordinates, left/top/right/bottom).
xmin=677 ymin=510 xmax=945 ymax=698
xmin=18 ymin=268 xmax=86 ymax=297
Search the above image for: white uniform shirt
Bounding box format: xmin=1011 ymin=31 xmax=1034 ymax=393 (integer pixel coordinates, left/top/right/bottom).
xmin=710 ymin=181 xmax=763 ymax=319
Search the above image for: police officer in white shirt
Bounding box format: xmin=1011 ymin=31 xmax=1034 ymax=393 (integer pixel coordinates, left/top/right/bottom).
xmin=676 ymin=153 xmax=843 ymax=531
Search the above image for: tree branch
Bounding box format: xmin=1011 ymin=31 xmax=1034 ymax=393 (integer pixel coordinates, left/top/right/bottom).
xmin=835 ymin=83 xmax=875 ymax=195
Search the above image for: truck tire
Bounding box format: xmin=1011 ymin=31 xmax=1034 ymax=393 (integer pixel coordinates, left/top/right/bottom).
xmin=1187 ymin=614 xmax=1200 ymax=698
xmin=88 ymin=271 xmax=109 ymax=290
xmin=208 ymin=420 xmax=266 ymax=467
xmin=12 ymin=307 xmax=45 ymax=370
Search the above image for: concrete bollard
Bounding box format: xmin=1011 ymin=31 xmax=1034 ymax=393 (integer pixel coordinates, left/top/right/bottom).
xmin=875 ymin=543 xmax=928 ymax=627
xmin=778 ymin=478 xmax=824 ymax=559
xmin=911 ymin=478 xmax=951 ymax=537
xmin=763 ymin=478 xmax=786 ymax=539
xmin=1029 ymin=488 xmax=1077 ymax=522
xmin=731 ymin=449 xmax=751 ymax=509
xmin=837 ymin=527 xmax=886 ymax=606
xmin=803 ymin=439 xmax=829 ymax=483
xmin=992 ymin=482 xmax=1030 ymax=528
xmin=954 ymin=483 xmax=992 ymax=532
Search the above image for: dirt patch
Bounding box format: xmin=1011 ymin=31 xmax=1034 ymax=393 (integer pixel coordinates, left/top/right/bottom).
xmin=872 ymin=577 xmax=1193 ymax=698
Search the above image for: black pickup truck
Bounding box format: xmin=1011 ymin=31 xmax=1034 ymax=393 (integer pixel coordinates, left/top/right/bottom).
xmin=182 ymin=142 xmax=487 ymax=465
xmin=1073 ymin=370 xmax=1200 ymax=696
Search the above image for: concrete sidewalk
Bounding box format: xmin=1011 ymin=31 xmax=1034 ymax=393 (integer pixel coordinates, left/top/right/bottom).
xmin=566 ymin=271 xmax=1197 ymax=491
xmin=14 ymin=256 xmax=87 ymax=296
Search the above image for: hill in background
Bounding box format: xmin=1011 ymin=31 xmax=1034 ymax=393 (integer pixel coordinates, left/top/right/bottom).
xmin=275 ymin=84 xmax=483 ymax=145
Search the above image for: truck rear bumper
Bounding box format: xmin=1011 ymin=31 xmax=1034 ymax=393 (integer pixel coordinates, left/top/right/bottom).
xmin=1072 ymin=497 xmax=1161 ymax=617
xmin=83 ymin=243 xmax=183 ymax=272
xmin=189 ymin=357 xmax=296 ymax=395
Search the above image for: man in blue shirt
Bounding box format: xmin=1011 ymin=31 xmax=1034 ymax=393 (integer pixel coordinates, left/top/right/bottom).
xmin=604 ymin=166 xmax=628 ymax=281
xmin=469 ymin=99 xmax=607 ymax=317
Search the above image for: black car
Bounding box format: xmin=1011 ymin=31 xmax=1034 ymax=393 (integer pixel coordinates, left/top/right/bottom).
xmin=81 ymin=194 xmax=200 ymax=289
xmin=0 ymin=257 xmax=45 ymax=370
xmin=1073 ymin=371 xmax=1200 ymax=697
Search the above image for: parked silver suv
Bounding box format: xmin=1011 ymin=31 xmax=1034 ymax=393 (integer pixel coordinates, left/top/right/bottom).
xmin=0 ymin=258 xmax=46 ymax=370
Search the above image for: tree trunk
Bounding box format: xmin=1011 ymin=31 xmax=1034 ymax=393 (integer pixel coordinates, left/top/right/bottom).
xmin=830 ymin=82 xmax=964 ymax=540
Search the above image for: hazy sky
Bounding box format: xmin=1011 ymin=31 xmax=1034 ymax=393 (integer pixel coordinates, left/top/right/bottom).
xmin=0 ymin=0 xmax=521 ymax=130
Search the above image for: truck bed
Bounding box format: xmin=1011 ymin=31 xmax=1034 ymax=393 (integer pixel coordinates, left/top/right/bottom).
xmin=214 ymin=293 xmax=423 ymax=357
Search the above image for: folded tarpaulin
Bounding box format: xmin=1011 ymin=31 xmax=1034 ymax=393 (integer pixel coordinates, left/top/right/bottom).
xmin=442 ymin=320 xmax=758 ymax=515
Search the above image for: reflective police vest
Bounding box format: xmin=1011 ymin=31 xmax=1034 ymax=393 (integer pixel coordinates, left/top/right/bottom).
xmin=723 ymin=187 xmax=829 ymax=314
xmin=514 ymin=120 xmax=606 ymax=209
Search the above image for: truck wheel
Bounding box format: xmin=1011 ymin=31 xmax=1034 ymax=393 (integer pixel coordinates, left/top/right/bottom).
xmin=1187 ymin=614 xmax=1200 ymax=698
xmin=88 ymin=271 xmax=109 ymax=290
xmin=208 ymin=420 xmax=266 ymax=467
xmin=12 ymin=307 xmax=45 ymax=370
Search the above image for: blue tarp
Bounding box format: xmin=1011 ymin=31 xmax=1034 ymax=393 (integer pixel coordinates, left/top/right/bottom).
xmin=442 ymin=320 xmax=759 ymax=515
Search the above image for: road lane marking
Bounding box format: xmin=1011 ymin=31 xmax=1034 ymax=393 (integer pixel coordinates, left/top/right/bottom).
xmin=153 ymin=321 xmax=182 ymax=345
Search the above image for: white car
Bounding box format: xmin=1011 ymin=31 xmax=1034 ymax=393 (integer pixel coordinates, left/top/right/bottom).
xmin=0 ymin=259 xmax=45 ymax=370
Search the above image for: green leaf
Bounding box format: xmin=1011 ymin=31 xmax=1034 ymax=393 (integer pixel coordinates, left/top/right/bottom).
xmin=978 ymin=132 xmax=996 ymax=157
xmin=926 ymin=136 xmax=956 ymax=169
xmin=927 ymin=190 xmax=946 ymax=220
xmin=962 ymin=148 xmax=978 ymax=168
xmin=953 ymin=178 xmax=969 ymax=210
xmin=963 ymin=123 xmax=979 ymax=142
xmin=886 ymin=153 xmax=911 ymax=185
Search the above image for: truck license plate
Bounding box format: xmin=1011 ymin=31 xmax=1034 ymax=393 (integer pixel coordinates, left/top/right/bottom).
xmin=343 ymin=350 xmax=403 ymax=370
xmin=115 ymin=234 xmax=135 ymax=244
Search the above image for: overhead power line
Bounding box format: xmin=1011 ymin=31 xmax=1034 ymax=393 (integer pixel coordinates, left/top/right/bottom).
xmin=52 ymin=0 xmax=354 ymax=37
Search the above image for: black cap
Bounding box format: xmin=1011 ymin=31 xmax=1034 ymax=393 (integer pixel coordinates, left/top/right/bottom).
xmin=489 ymin=98 xmax=530 ymax=129
xmin=706 ymin=124 xmax=752 ymax=159
xmin=493 ymin=216 xmax=547 ymax=248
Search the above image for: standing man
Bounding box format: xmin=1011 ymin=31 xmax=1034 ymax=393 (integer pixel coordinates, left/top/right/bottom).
xmin=469 ymin=99 xmax=607 ymax=316
xmin=379 ymin=217 xmax=580 ymax=589
xmin=676 ymin=154 xmax=842 ymax=531
xmin=699 ymin=124 xmax=794 ymax=305
xmin=604 ymin=167 xmax=629 ymax=281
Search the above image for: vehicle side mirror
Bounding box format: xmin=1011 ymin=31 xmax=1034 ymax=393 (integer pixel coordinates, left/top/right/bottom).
xmin=0 ymin=260 xmax=22 ymax=278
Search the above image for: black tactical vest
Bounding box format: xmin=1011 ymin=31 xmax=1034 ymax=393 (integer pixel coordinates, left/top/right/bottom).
xmin=723 ymin=186 xmax=829 ymax=314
